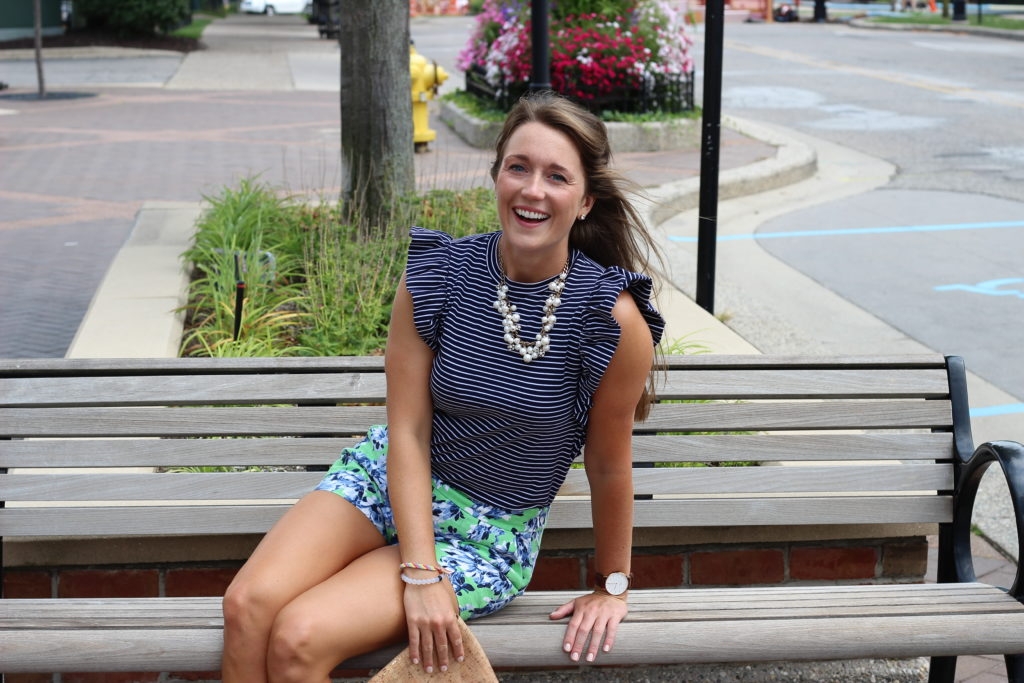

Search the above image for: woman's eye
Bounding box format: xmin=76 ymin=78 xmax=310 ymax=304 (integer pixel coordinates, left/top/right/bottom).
xmin=507 ymin=163 xmax=526 ymax=173
xmin=550 ymin=173 xmax=568 ymax=183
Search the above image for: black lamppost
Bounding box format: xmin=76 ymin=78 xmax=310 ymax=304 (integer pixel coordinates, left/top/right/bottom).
xmin=530 ymin=0 xmax=551 ymax=92
xmin=696 ymin=0 xmax=725 ymax=314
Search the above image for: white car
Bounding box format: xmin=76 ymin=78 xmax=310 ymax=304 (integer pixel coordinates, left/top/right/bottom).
xmin=240 ymin=0 xmax=308 ymax=15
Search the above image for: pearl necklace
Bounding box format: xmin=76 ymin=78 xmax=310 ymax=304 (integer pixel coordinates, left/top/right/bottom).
xmin=493 ymin=248 xmax=570 ymax=363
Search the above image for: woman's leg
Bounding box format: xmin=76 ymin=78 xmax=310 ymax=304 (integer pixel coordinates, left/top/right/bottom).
xmin=265 ymin=544 xmax=414 ymax=683
xmin=221 ymin=490 xmax=386 ymax=683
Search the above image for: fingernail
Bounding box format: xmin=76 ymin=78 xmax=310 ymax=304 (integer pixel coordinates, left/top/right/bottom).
xmin=571 ymin=652 xmax=580 ymax=662
xmin=426 ymin=666 xmax=433 ymax=674
xmin=587 ymin=653 xmax=595 ymax=662
xmin=603 ymin=644 xmax=611 ymax=652
xmin=441 ymin=665 xmax=448 ymax=672
xmin=563 ymin=642 xmax=572 ymax=653
xmin=458 ymin=656 xmax=465 ymax=663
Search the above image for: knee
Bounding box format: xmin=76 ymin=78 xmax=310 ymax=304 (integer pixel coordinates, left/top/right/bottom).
xmin=222 ymin=573 xmax=277 ymax=635
xmin=266 ymin=608 xmax=327 ymax=682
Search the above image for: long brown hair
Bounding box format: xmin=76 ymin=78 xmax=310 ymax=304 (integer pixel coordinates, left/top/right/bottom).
xmin=491 ymin=91 xmax=663 ymax=420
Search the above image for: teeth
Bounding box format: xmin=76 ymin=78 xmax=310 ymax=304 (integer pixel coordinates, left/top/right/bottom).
xmin=515 ymin=209 xmax=549 ymax=221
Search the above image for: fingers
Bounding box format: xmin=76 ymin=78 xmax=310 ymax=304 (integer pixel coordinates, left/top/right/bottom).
xmin=559 ymin=594 xmax=627 ymax=663
xmin=410 ymin=616 xmax=464 ymax=673
xmin=549 ymin=598 xmax=575 ymax=620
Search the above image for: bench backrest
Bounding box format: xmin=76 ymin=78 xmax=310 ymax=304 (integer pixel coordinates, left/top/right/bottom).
xmin=0 ymin=354 xmax=968 ymax=540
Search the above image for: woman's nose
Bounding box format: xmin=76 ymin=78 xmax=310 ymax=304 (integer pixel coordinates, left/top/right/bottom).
xmin=523 ymin=174 xmax=544 ymax=198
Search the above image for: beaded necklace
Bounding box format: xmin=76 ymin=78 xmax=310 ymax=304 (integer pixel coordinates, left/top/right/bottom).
xmin=493 ymin=246 xmax=570 ymax=364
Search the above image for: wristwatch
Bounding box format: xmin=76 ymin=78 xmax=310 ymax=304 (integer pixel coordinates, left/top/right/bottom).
xmin=595 ymin=571 xmax=632 ymax=596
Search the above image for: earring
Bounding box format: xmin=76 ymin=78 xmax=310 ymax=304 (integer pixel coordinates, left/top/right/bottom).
xmin=579 ymin=213 xmax=587 ymax=221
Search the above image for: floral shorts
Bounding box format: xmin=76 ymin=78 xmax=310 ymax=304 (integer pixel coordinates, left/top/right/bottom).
xmin=314 ymin=425 xmax=549 ymax=620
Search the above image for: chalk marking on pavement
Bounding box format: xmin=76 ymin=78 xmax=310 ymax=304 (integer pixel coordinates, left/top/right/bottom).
xmin=725 ymin=41 xmax=1024 ymax=110
xmin=667 ymin=219 xmax=1024 ymax=243
xmin=935 ymin=278 xmax=1024 ymax=299
xmin=971 ymin=404 xmax=1024 ymax=418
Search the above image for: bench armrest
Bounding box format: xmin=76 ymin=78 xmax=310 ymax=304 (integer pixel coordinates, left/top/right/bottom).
xmin=952 ymin=440 xmax=1024 ymax=600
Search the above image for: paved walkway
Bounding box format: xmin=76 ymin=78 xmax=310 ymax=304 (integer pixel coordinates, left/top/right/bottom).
xmin=0 ymin=12 xmax=1019 ymax=682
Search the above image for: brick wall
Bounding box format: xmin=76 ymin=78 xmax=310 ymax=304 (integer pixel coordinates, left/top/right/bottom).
xmin=2 ymin=536 xmax=928 ymax=683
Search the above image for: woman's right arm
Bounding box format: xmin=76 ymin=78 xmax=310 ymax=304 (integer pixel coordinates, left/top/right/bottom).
xmin=384 ymin=274 xmax=465 ymax=673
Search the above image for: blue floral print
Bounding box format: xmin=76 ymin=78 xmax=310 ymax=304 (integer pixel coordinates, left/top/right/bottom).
xmin=315 ymin=426 xmax=549 ymax=619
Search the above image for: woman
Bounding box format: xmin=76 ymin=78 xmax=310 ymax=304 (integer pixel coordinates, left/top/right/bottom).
xmin=221 ymin=90 xmax=665 ymax=682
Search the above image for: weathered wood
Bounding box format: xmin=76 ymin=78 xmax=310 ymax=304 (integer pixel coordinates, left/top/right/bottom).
xmin=0 ymin=432 xmax=956 ymax=468
xmin=0 ymin=464 xmax=952 ymax=502
xmin=0 ymin=495 xmax=954 ymax=537
xmin=3 ymin=354 xmax=1020 ymax=674
xmin=3 ymin=584 xmax=1024 ymax=671
xmin=0 ymin=373 xmax=388 ymax=407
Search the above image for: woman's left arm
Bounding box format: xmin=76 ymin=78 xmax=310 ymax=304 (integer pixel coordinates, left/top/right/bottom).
xmin=550 ymin=290 xmax=654 ymax=663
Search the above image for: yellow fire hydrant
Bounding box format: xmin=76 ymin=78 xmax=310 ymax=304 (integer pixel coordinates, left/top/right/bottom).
xmin=410 ymin=44 xmax=448 ymax=153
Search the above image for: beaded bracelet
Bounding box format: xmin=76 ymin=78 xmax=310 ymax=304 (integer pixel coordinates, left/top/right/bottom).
xmin=400 ymin=572 xmax=445 ymax=585
xmin=399 ymin=562 xmax=452 ymax=575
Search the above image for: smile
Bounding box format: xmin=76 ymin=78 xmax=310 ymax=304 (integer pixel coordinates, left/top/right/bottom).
xmin=514 ymin=208 xmax=550 ymax=222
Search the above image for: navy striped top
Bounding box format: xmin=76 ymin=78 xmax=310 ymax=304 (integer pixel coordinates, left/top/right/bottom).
xmin=405 ymin=227 xmax=664 ymax=510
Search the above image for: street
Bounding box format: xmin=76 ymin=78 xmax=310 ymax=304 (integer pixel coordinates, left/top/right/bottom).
xmin=688 ymin=20 xmax=1024 ymax=413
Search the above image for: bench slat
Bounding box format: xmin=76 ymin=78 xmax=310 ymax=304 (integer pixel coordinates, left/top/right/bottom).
xmin=1 ymin=400 xmax=952 ymax=439
xmin=0 ymin=433 xmax=955 ymax=468
xmin=0 ymin=368 xmax=951 ymax=408
xmin=657 ymin=368 xmax=951 ymax=400
xmin=0 ymin=464 xmax=953 ymax=501
xmin=3 ymin=583 xmax=1023 ymax=671
xmin=0 ymin=356 xmax=387 ymax=377
xmin=0 ymin=406 xmax=389 ymax=438
xmin=0 ymin=354 xmax=946 ymax=378
xmin=0 ymin=495 xmax=953 ymax=536
xmin=0 ymin=437 xmax=352 ymax=468
xmin=629 ymin=433 xmax=954 ymax=462
xmin=641 ymin=400 xmax=952 ymax=432
xmin=0 ymin=373 xmax=388 ymax=408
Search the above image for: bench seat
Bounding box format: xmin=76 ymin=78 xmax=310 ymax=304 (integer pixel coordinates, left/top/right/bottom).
xmin=2 ymin=354 xmax=1023 ymax=680
xmin=3 ymin=583 xmax=1024 ymax=672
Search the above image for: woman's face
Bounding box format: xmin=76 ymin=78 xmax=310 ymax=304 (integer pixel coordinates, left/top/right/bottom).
xmin=494 ymin=121 xmax=594 ymax=278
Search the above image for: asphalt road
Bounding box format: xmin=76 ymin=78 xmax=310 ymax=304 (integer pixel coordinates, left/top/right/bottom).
xmin=690 ymin=21 xmax=1024 ymax=412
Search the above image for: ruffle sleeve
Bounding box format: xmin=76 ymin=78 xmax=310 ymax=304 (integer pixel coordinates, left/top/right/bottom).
xmin=405 ymin=227 xmax=453 ymax=352
xmin=576 ymin=267 xmax=665 ymax=425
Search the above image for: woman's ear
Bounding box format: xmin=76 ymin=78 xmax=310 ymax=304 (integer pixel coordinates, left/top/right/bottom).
xmin=580 ymin=195 xmax=595 ymax=219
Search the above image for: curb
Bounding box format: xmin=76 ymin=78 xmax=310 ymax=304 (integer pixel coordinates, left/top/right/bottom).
xmin=847 ymin=16 xmax=1024 ymax=40
xmin=646 ymin=115 xmax=817 ymax=226
xmin=439 ymin=100 xmax=702 ymax=154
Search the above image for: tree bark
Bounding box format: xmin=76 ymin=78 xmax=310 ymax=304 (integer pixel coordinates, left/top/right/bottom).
xmin=339 ymin=0 xmax=414 ymax=231
xmin=34 ymin=0 xmax=46 ymax=98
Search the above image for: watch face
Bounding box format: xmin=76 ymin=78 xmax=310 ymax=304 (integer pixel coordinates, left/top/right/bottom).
xmin=605 ymin=572 xmax=629 ymax=596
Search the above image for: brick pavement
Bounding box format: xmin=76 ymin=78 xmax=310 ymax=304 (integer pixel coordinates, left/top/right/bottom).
xmin=0 ymin=82 xmax=771 ymax=358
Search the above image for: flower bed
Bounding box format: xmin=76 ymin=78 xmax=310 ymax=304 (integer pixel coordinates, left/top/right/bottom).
xmin=459 ymin=0 xmax=695 ymax=113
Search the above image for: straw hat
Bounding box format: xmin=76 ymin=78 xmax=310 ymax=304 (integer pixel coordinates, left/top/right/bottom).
xmin=369 ymin=618 xmax=498 ymax=682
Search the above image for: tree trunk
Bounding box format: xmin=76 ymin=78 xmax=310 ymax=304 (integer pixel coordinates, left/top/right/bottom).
xmin=34 ymin=0 xmax=46 ymax=98
xmin=339 ymin=0 xmax=414 ymax=231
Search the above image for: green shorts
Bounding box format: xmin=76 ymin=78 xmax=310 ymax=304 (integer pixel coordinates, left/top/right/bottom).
xmin=315 ymin=425 xmax=549 ymax=620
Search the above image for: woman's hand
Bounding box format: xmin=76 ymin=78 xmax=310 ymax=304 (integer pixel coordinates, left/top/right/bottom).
xmin=403 ymin=578 xmax=465 ymax=673
xmin=549 ymin=591 xmax=629 ymax=663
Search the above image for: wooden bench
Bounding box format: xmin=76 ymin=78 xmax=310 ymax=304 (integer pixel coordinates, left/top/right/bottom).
xmin=2 ymin=354 xmax=1023 ymax=681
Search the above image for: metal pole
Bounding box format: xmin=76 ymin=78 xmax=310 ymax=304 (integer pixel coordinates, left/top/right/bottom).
xmin=696 ymin=0 xmax=725 ymax=314
xmin=530 ymin=0 xmax=551 ymax=92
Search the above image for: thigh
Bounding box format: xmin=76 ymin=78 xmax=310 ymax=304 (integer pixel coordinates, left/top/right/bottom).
xmin=231 ymin=490 xmax=386 ymax=607
xmin=272 ymin=544 xmax=454 ymax=665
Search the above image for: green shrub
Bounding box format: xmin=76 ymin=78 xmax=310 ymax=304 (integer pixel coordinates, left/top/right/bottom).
xmin=76 ymin=0 xmax=190 ymax=37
